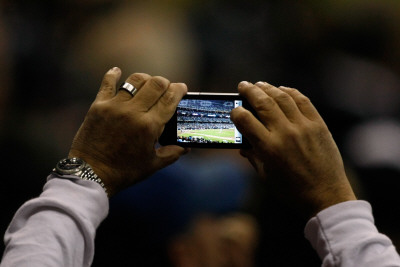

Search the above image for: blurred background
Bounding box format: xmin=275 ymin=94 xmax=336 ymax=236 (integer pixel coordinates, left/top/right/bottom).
xmin=2 ymin=0 xmax=400 ymax=266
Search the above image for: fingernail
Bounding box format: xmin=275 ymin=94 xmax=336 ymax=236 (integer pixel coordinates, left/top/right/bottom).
xmin=238 ymin=81 xmax=251 ymax=88
xmin=255 ymin=81 xmax=266 ymax=86
xmin=108 ymin=67 xmax=120 ymax=73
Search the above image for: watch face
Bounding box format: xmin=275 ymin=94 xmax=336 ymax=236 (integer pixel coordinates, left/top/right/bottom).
xmin=56 ymin=158 xmax=84 ymax=174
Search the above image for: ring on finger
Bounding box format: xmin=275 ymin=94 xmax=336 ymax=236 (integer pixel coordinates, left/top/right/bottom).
xmin=119 ymin=82 xmax=138 ymax=97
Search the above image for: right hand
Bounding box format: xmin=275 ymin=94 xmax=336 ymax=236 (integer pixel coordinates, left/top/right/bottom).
xmin=69 ymin=68 xmax=189 ymax=197
xmin=231 ymin=81 xmax=356 ymax=218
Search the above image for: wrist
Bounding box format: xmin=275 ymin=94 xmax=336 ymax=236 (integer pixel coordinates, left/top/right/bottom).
xmin=54 ymin=157 xmax=110 ymax=197
xmin=68 ymin=149 xmax=119 ymax=197
xmin=308 ymin=188 xmax=357 ymax=218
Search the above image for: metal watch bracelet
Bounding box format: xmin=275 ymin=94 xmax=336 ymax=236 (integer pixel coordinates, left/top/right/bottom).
xmin=53 ymin=157 xmax=108 ymax=196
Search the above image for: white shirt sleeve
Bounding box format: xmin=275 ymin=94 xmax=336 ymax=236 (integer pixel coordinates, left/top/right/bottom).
xmin=305 ymin=200 xmax=400 ymax=267
xmin=1 ymin=174 xmax=109 ymax=267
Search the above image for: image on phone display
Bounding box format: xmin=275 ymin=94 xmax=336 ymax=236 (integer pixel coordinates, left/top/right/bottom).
xmin=159 ymin=93 xmax=253 ymax=148
xmin=176 ymin=99 xmax=243 ymax=145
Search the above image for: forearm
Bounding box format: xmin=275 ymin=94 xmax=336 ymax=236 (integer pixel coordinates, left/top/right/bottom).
xmin=305 ymin=200 xmax=400 ymax=267
xmin=1 ymin=174 xmax=109 ymax=267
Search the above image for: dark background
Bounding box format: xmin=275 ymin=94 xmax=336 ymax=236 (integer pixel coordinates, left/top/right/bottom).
xmin=2 ymin=0 xmax=400 ymax=266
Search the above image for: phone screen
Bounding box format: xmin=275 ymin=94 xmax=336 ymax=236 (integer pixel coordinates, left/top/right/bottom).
xmin=159 ymin=93 xmax=252 ymax=149
xmin=176 ymin=98 xmax=243 ymax=145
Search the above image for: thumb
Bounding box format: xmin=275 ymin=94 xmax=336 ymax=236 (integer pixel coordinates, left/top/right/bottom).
xmin=240 ymin=149 xmax=265 ymax=179
xmin=155 ymin=146 xmax=190 ymax=169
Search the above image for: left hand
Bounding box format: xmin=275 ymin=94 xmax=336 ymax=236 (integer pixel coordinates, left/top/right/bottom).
xmin=69 ymin=68 xmax=189 ymax=196
xmin=231 ymin=81 xmax=356 ymax=218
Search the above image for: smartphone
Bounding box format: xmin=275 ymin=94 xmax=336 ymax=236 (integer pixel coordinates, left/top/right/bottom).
xmin=159 ymin=92 xmax=253 ymax=148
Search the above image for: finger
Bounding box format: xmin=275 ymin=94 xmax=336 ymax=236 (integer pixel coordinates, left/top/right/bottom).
xmin=151 ymin=82 xmax=188 ymax=124
xmin=279 ymin=86 xmax=323 ymax=122
xmin=115 ymin=73 xmax=151 ymax=101
xmin=231 ymin=106 xmax=270 ymax=149
xmin=132 ymin=76 xmax=170 ymax=111
xmin=239 ymin=148 xmax=252 ymax=159
xmin=240 ymin=149 xmax=267 ymax=180
xmin=255 ymin=82 xmax=303 ymax=122
xmin=238 ymin=81 xmax=288 ymax=129
xmin=240 ymin=149 xmax=264 ymax=174
xmin=96 ymin=67 xmax=121 ymax=101
xmin=154 ymin=145 xmax=190 ymax=169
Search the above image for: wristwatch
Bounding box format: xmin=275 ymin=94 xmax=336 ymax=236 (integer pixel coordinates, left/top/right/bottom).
xmin=53 ymin=157 xmax=108 ymax=196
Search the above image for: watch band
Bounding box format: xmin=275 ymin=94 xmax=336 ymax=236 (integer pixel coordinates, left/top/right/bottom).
xmin=78 ymin=165 xmax=108 ymax=195
xmin=53 ymin=157 xmax=108 ymax=196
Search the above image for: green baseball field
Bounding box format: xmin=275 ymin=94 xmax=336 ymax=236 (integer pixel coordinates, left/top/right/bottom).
xmin=178 ymin=128 xmax=235 ymax=143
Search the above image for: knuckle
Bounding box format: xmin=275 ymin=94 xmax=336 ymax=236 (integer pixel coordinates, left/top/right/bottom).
xmin=89 ymin=102 xmax=114 ymax=120
xmin=284 ymin=87 xmax=310 ymax=104
xmin=100 ymin=76 xmax=114 ymax=92
xmin=90 ymin=101 xmax=129 ymax=120
xmin=253 ymin=95 xmax=276 ymax=112
xmin=295 ymin=120 xmax=328 ymax=142
xmin=102 ymin=72 xmax=113 ymax=82
xmin=159 ymin=90 xmax=176 ymax=106
xmin=128 ymin=73 xmax=150 ymax=84
xmin=273 ymin=91 xmax=291 ymax=103
xmin=231 ymin=108 xmax=250 ymax=125
xmin=262 ymin=82 xmax=275 ymax=91
xmin=311 ymin=122 xmax=329 ymax=136
xmin=283 ymin=125 xmax=299 ymax=140
xmin=150 ymin=76 xmax=170 ymax=92
xmin=296 ymin=95 xmax=311 ymax=107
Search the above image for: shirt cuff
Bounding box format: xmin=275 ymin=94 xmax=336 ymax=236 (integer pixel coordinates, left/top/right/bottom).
xmin=304 ymin=200 xmax=375 ymax=259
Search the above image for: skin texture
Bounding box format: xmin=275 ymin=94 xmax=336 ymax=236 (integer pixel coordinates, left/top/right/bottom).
xmin=69 ymin=67 xmax=189 ymax=197
xmin=68 ymin=68 xmax=355 ymax=217
xmin=230 ymin=81 xmax=357 ymax=218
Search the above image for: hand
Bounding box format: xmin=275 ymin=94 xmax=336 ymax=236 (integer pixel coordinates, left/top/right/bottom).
xmin=68 ymin=67 xmax=189 ymax=197
xmin=231 ymin=81 xmax=356 ymax=218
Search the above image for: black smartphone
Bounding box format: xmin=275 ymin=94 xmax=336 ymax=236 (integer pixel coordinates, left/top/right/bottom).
xmin=159 ymin=92 xmax=252 ymax=149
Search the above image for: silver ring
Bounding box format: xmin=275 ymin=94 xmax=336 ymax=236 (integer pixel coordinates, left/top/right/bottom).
xmin=119 ymin=82 xmax=138 ymax=97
